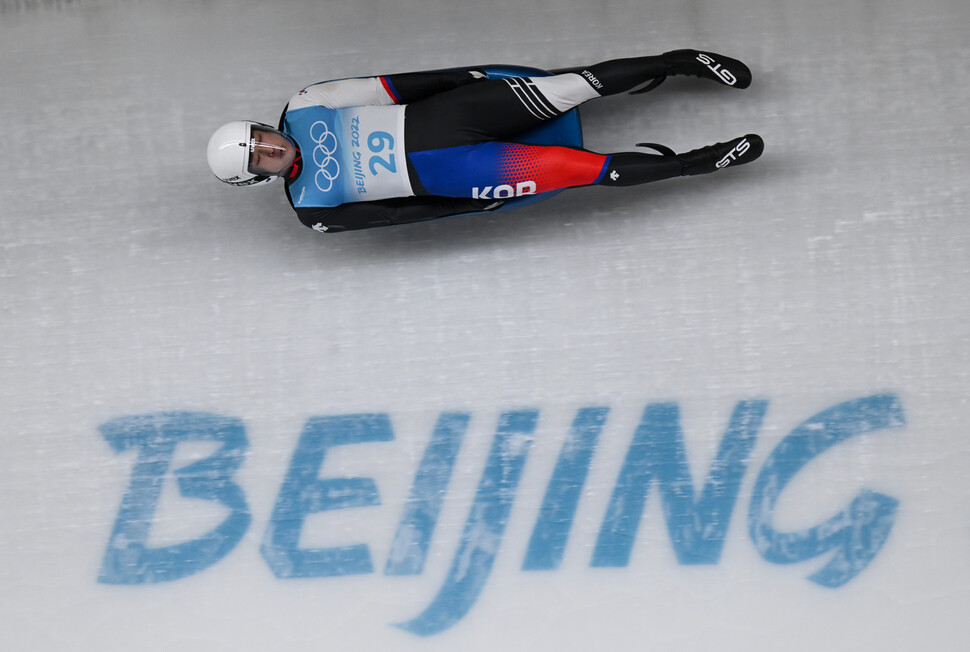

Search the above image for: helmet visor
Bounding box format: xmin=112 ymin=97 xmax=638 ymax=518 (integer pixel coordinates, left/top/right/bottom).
xmin=248 ymin=126 xmax=297 ymax=177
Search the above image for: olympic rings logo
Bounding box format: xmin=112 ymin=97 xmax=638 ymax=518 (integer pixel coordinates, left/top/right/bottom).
xmin=310 ymin=120 xmax=340 ymax=192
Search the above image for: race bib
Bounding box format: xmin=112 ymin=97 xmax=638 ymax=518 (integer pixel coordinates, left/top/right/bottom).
xmin=284 ymin=104 xmax=412 ymax=207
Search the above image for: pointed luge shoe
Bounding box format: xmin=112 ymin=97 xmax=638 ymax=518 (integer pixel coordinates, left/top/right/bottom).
xmin=672 ymin=134 xmax=765 ymax=175
xmin=662 ymin=49 xmax=752 ymax=89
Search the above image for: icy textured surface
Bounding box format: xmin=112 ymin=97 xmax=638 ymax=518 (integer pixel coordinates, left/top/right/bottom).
xmin=2 ymin=0 xmax=969 ymax=650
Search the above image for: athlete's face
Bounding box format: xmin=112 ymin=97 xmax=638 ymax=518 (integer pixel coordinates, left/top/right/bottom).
xmin=249 ymin=127 xmax=297 ymax=177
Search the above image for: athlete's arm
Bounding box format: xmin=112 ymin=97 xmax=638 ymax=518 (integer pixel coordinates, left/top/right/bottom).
xmin=294 ymin=196 xmax=502 ymax=233
xmin=287 ymin=68 xmax=488 ymax=110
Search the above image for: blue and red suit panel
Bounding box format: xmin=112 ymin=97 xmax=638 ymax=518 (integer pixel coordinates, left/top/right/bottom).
xmin=407 ymin=142 xmax=611 ymax=199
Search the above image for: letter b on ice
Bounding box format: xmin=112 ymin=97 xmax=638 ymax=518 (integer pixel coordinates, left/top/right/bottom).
xmin=98 ymin=412 xmax=251 ymax=584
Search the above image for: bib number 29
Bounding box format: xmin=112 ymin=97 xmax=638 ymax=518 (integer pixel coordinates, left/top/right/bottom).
xmin=368 ymin=131 xmax=397 ymax=175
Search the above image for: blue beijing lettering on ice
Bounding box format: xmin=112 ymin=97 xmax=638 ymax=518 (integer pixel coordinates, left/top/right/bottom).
xmin=261 ymin=413 xmax=393 ymax=578
xmin=385 ymin=412 xmax=469 ymax=576
xmin=97 ymin=394 xmax=906 ymax=635
xmin=98 ymin=412 xmax=251 ymax=584
xmin=592 ymin=401 xmax=766 ymax=567
xmin=395 ymin=410 xmax=538 ymax=637
xmin=748 ymin=394 xmax=905 ymax=587
xmin=523 ymin=407 xmax=609 ymax=570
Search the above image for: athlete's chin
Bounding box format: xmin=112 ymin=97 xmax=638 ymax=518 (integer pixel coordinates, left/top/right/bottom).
xmin=279 ymin=154 xmax=297 ymax=175
xmin=267 ymin=156 xmax=295 ymax=177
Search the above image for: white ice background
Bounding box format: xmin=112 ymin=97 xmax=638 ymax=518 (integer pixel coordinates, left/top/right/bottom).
xmin=1 ymin=0 xmax=969 ymax=650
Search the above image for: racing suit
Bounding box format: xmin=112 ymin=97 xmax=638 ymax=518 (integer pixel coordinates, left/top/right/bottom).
xmin=280 ymin=57 xmax=681 ymax=232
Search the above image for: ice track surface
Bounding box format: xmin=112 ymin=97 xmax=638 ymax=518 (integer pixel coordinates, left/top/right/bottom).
xmin=2 ymin=0 xmax=969 ymax=650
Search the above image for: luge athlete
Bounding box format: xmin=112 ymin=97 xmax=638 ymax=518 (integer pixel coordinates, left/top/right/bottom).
xmin=207 ymin=50 xmax=764 ymax=233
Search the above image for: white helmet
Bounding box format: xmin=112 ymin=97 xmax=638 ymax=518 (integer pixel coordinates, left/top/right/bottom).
xmin=207 ymin=120 xmax=278 ymax=186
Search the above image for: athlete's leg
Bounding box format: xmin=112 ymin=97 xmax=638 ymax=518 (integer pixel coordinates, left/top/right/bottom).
xmin=407 ymin=134 xmax=763 ymax=199
xmin=405 ymin=75 xmax=599 ymax=151
xmin=569 ymin=49 xmax=752 ymax=94
xmin=408 ymin=142 xmax=625 ymax=198
xmin=406 ymin=50 xmax=751 ymax=151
